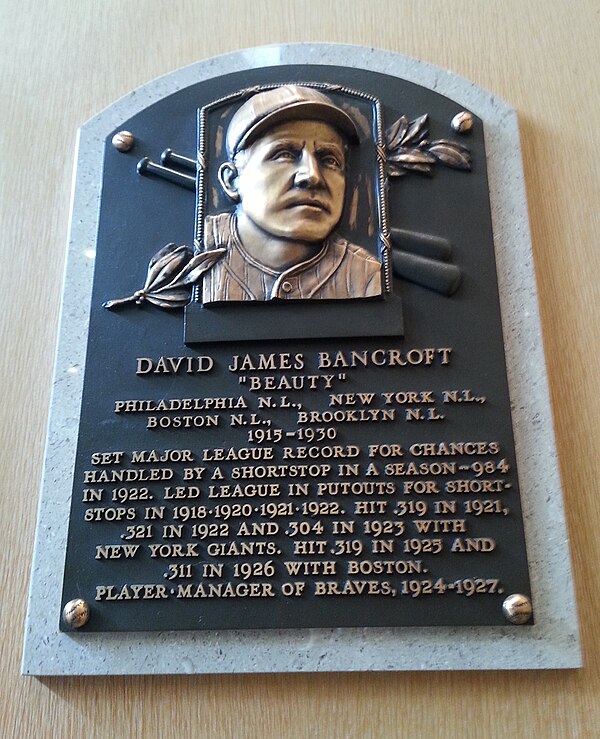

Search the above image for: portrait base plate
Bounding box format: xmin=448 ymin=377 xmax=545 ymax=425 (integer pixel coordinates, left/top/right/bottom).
xmin=184 ymin=295 xmax=403 ymax=344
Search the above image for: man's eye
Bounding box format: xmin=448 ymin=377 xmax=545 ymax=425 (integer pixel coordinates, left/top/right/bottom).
xmin=273 ymin=149 xmax=297 ymax=161
xmin=321 ymin=155 xmax=342 ymax=169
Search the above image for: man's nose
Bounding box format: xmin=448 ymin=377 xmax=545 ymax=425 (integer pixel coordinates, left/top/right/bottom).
xmin=294 ymin=150 xmax=324 ymax=189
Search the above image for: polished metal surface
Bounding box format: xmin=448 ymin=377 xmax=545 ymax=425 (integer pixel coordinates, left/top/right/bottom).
xmin=451 ymin=111 xmax=474 ymax=134
xmin=502 ymin=593 xmax=533 ymax=624
xmin=62 ymin=599 xmax=90 ymax=628
xmin=111 ymin=130 xmax=134 ymax=152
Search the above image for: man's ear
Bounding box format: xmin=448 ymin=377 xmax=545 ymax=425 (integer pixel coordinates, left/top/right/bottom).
xmin=218 ymin=162 xmax=240 ymax=202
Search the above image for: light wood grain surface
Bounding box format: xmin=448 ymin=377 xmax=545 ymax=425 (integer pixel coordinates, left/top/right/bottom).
xmin=1 ymin=1 xmax=599 ymax=736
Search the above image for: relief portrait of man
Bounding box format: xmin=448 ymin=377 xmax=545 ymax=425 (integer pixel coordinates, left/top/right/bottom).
xmin=201 ymin=85 xmax=383 ymax=304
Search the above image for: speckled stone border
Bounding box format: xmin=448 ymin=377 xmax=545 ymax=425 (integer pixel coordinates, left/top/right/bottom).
xmin=22 ymin=44 xmax=581 ymax=675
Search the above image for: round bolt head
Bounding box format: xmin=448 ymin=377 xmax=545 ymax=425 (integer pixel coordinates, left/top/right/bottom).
xmin=502 ymin=593 xmax=532 ymax=624
xmin=63 ymin=598 xmax=90 ymax=628
xmin=112 ymin=130 xmax=135 ymax=152
xmin=451 ymin=111 xmax=474 ymax=134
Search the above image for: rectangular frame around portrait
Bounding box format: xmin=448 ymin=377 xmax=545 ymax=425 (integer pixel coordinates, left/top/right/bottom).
xmin=184 ymin=82 xmax=404 ymax=344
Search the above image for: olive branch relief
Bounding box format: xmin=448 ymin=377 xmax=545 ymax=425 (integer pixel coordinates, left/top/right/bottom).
xmin=385 ymin=113 xmax=471 ymax=177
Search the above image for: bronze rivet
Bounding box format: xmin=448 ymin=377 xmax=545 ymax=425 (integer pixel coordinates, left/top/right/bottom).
xmin=451 ymin=111 xmax=474 ymax=134
xmin=112 ymin=130 xmax=135 ymax=152
xmin=502 ymin=593 xmax=532 ymax=624
xmin=62 ymin=598 xmax=90 ymax=628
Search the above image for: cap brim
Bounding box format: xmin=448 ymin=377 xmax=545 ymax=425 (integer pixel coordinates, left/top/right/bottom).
xmin=236 ymin=101 xmax=360 ymax=153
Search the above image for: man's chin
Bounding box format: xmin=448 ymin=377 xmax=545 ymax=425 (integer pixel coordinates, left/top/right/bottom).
xmin=277 ymin=225 xmax=336 ymax=243
xmin=284 ymin=234 xmax=331 ymax=245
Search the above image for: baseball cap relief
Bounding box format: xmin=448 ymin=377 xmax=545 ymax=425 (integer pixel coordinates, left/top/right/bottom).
xmin=226 ymin=85 xmax=360 ymax=158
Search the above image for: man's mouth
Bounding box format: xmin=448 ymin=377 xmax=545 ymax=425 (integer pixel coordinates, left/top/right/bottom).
xmin=286 ymin=198 xmax=330 ymax=213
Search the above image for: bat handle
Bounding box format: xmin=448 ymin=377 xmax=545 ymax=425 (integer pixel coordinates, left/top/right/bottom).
xmin=137 ymin=157 xmax=196 ymax=191
xmin=161 ymin=148 xmax=196 ymax=172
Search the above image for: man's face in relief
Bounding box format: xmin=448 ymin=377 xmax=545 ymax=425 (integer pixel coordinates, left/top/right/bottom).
xmin=231 ymin=119 xmax=347 ymax=244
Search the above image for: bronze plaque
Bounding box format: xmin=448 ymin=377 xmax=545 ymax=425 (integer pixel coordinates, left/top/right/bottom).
xmin=59 ymin=65 xmax=533 ymax=632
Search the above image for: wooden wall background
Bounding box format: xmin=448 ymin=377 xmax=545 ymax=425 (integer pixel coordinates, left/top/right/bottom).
xmin=1 ymin=1 xmax=598 ymax=736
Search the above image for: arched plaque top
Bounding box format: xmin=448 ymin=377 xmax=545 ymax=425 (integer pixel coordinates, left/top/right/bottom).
xmin=82 ymin=44 xmax=515 ymax=137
